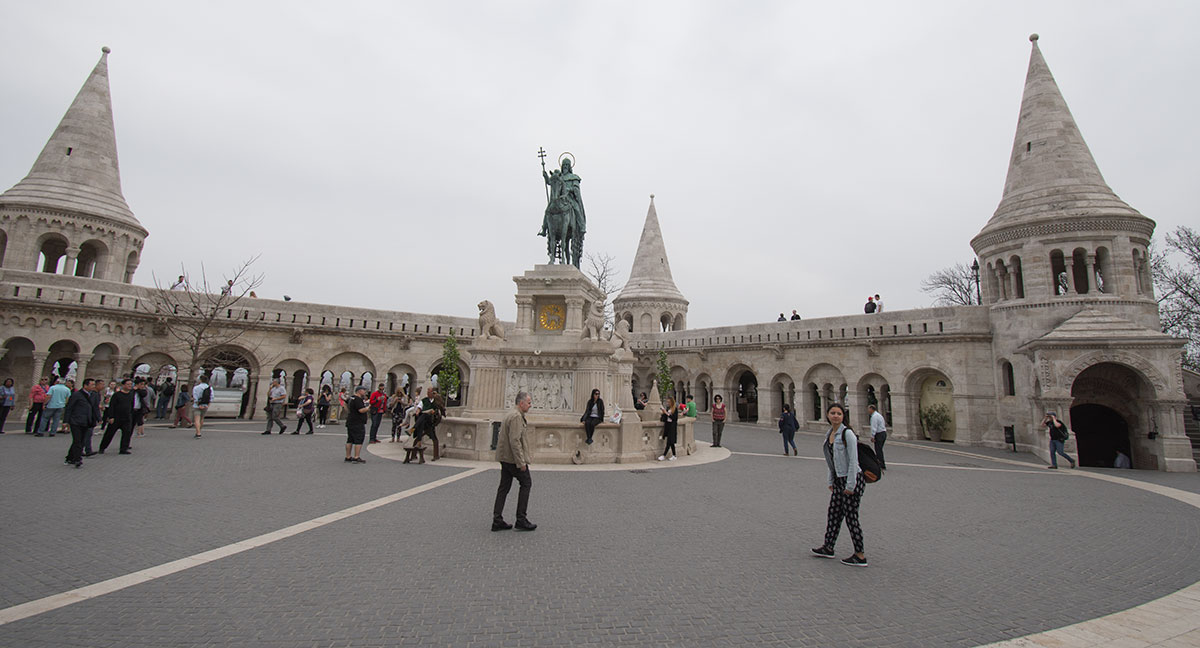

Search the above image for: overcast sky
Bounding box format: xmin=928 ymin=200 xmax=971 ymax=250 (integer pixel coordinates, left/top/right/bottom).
xmin=2 ymin=2 xmax=1197 ymax=328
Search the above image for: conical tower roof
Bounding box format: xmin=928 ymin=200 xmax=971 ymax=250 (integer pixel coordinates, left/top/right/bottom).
xmin=976 ymin=35 xmax=1147 ymax=240
xmin=0 ymin=47 xmax=142 ymax=229
xmin=616 ymin=195 xmax=687 ymax=304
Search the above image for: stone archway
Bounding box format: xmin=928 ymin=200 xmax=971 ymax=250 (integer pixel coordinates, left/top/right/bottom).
xmin=906 ymin=368 xmax=956 ymax=442
xmin=736 ymin=370 xmax=758 ymax=422
xmin=1070 ymin=362 xmax=1156 ymax=469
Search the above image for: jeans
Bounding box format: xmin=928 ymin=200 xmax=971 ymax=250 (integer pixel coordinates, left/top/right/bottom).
xmin=712 ymin=420 xmax=725 ymax=446
xmin=873 ymin=431 xmax=887 ymax=469
xmin=25 ymin=402 xmax=44 ymax=434
xmin=38 ymin=407 xmax=64 ymax=435
xmin=156 ymin=397 xmax=171 ymax=419
xmin=369 ymin=412 xmax=383 ymax=442
xmin=782 ymin=430 xmax=797 ymax=453
xmin=1049 ymin=439 xmax=1074 ymax=467
xmin=0 ymin=405 xmax=11 ymax=432
xmin=493 ymin=462 xmax=532 ymax=523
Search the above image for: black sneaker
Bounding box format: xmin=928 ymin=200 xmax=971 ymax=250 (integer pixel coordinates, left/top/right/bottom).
xmin=352 ymin=457 xmax=366 ymax=464
xmin=262 ymin=431 xmax=272 ymax=435
xmin=491 ymin=520 xmax=513 ymax=532
xmin=514 ymin=520 xmax=537 ymax=532
xmin=840 ymin=555 xmax=868 ymax=567
xmin=344 ymin=457 xmax=353 ymax=462
xmin=811 ymin=546 xmax=835 ymax=559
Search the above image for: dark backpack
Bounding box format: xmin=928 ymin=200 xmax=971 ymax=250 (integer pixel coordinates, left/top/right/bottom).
xmin=198 ymin=386 xmax=212 ymax=406
xmin=844 ymin=428 xmax=883 ymax=483
xmin=864 ymin=301 xmax=877 ymax=314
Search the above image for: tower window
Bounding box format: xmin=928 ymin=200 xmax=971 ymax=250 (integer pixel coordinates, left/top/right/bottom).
xmin=1025 ymin=142 xmax=1031 ymax=152
xmin=66 ymin=147 xmax=73 ymax=156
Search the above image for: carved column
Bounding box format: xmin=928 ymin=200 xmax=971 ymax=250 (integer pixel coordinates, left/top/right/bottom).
xmin=515 ymin=296 xmax=534 ymax=333
xmin=30 ymin=351 xmax=49 ymax=387
xmin=564 ymin=297 xmax=584 ymax=334
xmin=63 ymin=246 xmax=80 ymax=276
xmin=74 ymin=353 xmax=93 ymax=383
xmin=111 ymin=354 xmax=131 ymax=380
xmin=1063 ymin=258 xmax=1076 ymax=294
xmin=1084 ymin=254 xmax=1096 ymax=293
xmin=846 ymin=389 xmax=868 ymax=430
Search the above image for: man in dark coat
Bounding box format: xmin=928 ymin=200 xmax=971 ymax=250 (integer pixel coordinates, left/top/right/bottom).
xmin=100 ymin=379 xmax=135 ymax=455
xmin=83 ymin=380 xmax=102 ymax=456
xmin=64 ymin=379 xmax=96 ymax=467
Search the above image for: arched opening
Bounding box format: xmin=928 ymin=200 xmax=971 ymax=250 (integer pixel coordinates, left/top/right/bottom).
xmin=75 ymin=239 xmax=109 ymax=279
xmin=808 ymin=383 xmax=822 ymax=421
xmin=430 ymin=360 xmax=469 ymax=407
xmin=46 ymin=340 xmax=80 ymax=382
xmin=319 ymin=370 xmax=334 ymax=390
xmin=879 ymin=384 xmax=892 ymax=425
xmin=995 ymin=259 xmax=1009 ymax=301
xmin=660 ymin=313 xmax=672 ymax=332
xmin=1070 ymin=362 xmax=1156 ymax=469
xmin=621 ymin=312 xmax=634 ymax=333
xmin=1095 ymin=247 xmax=1113 ymax=294
xmin=1050 ymin=250 xmax=1067 ymax=295
xmin=1071 ymin=247 xmax=1090 ymax=294
xmin=1008 ymin=255 xmax=1025 ymax=299
xmin=339 ymin=371 xmax=354 ymax=391
xmin=37 ymin=234 xmax=69 ymax=274
xmin=910 ymin=370 xmax=955 ymax=442
xmin=0 ymin=337 xmax=35 ymax=396
xmin=1001 ymin=360 xmax=1016 ymax=396
xmin=736 ymin=371 xmax=758 ymax=422
xmin=123 ymin=250 xmax=139 ymax=283
xmin=274 ymin=359 xmax=310 ymax=403
xmin=0 ymin=229 xmax=8 ymax=267
xmin=198 ymin=348 xmax=256 ymax=418
xmin=1069 ymin=404 xmax=1131 ymax=468
xmin=673 ymin=313 xmax=685 ymax=331
xmin=386 ymin=364 xmax=417 ymax=398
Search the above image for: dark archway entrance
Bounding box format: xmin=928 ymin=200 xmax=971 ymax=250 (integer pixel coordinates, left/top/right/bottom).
xmin=1070 ymin=403 xmax=1131 ymax=468
xmin=736 ymin=371 xmax=758 ymax=422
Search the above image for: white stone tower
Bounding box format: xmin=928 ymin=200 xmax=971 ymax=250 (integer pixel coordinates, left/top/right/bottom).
xmin=0 ymin=47 xmax=147 ymax=282
xmin=614 ymin=195 xmax=689 ymax=334
xmin=972 ymin=35 xmax=1191 ymax=471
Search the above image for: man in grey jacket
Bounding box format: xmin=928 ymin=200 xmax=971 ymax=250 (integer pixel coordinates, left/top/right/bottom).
xmin=493 ymin=391 xmax=536 ymax=532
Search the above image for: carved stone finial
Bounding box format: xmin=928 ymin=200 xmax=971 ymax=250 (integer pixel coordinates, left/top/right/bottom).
xmin=1029 ymin=33 xmax=1038 ymax=42
xmin=102 ymin=46 xmax=111 ymax=54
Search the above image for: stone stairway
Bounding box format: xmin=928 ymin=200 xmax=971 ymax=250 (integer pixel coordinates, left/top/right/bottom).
xmin=1184 ymin=399 xmax=1200 ymax=465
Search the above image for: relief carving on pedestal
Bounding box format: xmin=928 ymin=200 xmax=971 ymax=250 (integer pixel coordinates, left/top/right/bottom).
xmin=504 ymin=369 xmax=574 ymax=411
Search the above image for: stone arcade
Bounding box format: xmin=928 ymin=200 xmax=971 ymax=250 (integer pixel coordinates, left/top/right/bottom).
xmin=0 ymin=38 xmax=1195 ymax=470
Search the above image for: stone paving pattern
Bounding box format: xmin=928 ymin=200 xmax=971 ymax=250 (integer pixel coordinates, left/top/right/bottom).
xmin=1 ymin=420 xmax=1198 ymax=646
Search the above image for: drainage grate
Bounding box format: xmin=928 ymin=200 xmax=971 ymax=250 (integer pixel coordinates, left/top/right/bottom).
xmin=628 ymin=469 xmax=650 ymax=474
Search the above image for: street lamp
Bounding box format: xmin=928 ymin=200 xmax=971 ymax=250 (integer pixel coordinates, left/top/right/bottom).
xmin=971 ymin=259 xmax=981 ymax=305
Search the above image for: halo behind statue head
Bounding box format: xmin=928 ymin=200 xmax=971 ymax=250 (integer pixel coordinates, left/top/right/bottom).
xmin=558 ymin=151 xmax=576 ymax=168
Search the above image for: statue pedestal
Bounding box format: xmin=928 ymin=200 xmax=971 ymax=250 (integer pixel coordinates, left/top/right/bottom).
xmin=441 ymin=264 xmax=675 ymax=464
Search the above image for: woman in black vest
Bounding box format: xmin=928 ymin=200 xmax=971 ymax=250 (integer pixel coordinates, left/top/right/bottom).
xmin=579 ymin=389 xmax=604 ymax=445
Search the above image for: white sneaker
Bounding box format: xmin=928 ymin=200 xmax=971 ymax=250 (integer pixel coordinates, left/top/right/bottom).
xmin=669 ymin=456 xmax=677 ymax=461
xmin=657 ymin=455 xmax=665 ymax=461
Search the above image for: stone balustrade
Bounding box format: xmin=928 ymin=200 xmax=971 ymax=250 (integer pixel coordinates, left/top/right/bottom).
xmin=438 ymin=416 xmax=696 ymax=464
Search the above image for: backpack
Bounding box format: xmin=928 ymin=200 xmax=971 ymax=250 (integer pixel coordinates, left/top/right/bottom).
xmin=843 ymin=428 xmax=883 ymax=483
xmin=198 ymin=386 xmax=212 ymax=406
xmin=864 ymin=301 xmax=877 ymax=314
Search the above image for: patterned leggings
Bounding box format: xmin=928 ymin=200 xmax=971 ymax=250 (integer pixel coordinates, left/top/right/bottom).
xmin=823 ymin=473 xmax=866 ymax=554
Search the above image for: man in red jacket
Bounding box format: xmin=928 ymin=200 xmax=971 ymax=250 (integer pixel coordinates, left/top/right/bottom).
xmin=368 ymin=384 xmax=387 ymax=444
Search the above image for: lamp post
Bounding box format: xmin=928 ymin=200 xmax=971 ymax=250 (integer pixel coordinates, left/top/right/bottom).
xmin=971 ymin=259 xmax=981 ymax=305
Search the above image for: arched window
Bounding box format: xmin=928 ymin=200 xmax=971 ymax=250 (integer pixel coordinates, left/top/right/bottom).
xmin=673 ymin=313 xmax=685 ymax=331
xmin=75 ymin=240 xmax=109 ymax=279
xmin=986 ymin=262 xmax=999 ymax=303
xmin=809 ymin=383 xmax=822 ymax=421
xmin=37 ymin=235 xmax=69 ymax=274
xmin=1008 ymin=255 xmax=1025 ymax=299
xmin=1001 ymin=360 xmax=1015 ymax=396
xmin=1050 ymin=250 xmax=1067 ymax=295
xmin=660 ymin=313 xmax=672 ymax=332
xmin=123 ymin=251 xmax=139 ymax=283
xmin=995 ymin=259 xmax=1009 ymax=301
xmin=1095 ymin=247 xmax=1113 ymax=294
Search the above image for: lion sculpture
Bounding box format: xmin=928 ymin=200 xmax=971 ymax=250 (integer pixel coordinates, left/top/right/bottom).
xmin=477 ymin=300 xmax=506 ymax=341
xmin=582 ymin=301 xmax=605 ymax=341
xmin=610 ymin=318 xmax=631 ymax=350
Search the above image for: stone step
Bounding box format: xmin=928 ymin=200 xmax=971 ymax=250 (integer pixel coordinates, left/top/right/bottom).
xmin=1184 ymin=399 xmax=1200 ymax=464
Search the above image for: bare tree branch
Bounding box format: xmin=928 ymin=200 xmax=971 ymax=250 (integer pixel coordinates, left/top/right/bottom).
xmin=583 ymin=252 xmax=624 ymax=329
xmin=1153 ymin=226 xmax=1200 ymax=370
xmin=921 ymin=262 xmax=977 ymax=306
xmin=142 ymin=256 xmax=272 ymax=380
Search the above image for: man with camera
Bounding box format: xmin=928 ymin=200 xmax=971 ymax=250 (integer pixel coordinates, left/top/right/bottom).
xmin=1043 ymin=411 xmax=1076 ymax=469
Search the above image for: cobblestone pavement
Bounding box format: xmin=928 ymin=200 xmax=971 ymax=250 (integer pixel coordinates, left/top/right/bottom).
xmin=1 ymin=418 xmax=1198 ymax=646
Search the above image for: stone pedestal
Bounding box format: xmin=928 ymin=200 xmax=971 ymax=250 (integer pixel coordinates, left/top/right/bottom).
xmin=445 ymin=264 xmax=668 ymax=464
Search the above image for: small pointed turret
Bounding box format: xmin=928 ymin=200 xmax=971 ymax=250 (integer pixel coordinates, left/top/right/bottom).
xmin=614 ymin=195 xmax=689 ymax=333
xmin=978 ymin=34 xmax=1145 ymax=233
xmin=0 ymin=47 xmax=141 ymax=228
xmin=619 ymin=195 xmax=686 ymax=302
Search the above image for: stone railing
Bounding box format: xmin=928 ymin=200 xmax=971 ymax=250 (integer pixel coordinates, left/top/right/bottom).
xmin=0 ymin=268 xmax=491 ymax=341
xmin=438 ymin=415 xmax=697 ymax=464
xmin=630 ymin=305 xmax=992 ymax=351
